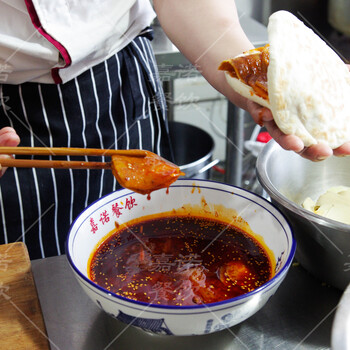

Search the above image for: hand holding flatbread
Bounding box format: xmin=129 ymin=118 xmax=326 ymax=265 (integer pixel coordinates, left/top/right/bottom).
xmin=219 ymin=11 xmax=350 ymax=153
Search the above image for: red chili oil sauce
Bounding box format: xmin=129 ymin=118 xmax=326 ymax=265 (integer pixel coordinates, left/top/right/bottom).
xmin=89 ymin=215 xmax=273 ymax=306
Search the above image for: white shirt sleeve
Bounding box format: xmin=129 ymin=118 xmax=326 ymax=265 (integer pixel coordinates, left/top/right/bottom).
xmin=0 ymin=0 xmax=61 ymax=84
xmin=0 ymin=0 xmax=155 ymax=84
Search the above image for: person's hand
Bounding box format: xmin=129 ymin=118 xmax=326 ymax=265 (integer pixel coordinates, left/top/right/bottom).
xmin=0 ymin=127 xmax=20 ymax=177
xmin=246 ymin=101 xmax=350 ymax=161
xmin=245 ymin=64 xmax=350 ymax=161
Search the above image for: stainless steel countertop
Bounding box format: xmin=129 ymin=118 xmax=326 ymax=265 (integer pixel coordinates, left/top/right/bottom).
xmin=31 ymin=255 xmax=342 ymax=350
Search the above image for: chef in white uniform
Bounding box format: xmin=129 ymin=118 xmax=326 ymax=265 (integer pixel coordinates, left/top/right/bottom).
xmin=0 ymin=0 xmax=348 ymax=258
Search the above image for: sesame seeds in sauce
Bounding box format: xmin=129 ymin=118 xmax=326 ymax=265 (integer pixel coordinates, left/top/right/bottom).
xmin=89 ymin=216 xmax=272 ymax=306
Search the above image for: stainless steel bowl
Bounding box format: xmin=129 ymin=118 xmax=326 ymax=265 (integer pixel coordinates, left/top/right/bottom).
xmin=256 ymin=140 xmax=350 ymax=290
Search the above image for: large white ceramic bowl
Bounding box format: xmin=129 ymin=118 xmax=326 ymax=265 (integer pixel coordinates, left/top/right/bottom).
xmin=66 ymin=179 xmax=295 ymax=336
xmin=332 ymin=282 xmax=350 ymax=349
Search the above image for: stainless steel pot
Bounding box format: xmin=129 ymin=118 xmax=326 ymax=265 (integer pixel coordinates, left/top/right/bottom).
xmin=168 ymin=121 xmax=218 ymax=179
xmin=256 ymin=140 xmax=350 ymax=290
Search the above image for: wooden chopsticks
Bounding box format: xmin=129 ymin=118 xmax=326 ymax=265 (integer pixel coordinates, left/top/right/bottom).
xmin=0 ymin=158 xmax=111 ymax=169
xmin=0 ymin=147 xmax=147 ymax=170
xmin=0 ymin=147 xmax=147 ymax=157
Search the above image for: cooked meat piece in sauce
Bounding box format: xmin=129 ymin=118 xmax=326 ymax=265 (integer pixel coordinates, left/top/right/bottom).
xmin=111 ymin=151 xmax=184 ymax=194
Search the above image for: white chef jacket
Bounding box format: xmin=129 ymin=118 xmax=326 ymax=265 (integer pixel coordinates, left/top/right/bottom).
xmin=0 ymin=0 xmax=155 ymax=84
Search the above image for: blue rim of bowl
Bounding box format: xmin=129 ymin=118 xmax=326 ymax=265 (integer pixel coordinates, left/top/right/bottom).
xmin=66 ymin=178 xmax=296 ymax=310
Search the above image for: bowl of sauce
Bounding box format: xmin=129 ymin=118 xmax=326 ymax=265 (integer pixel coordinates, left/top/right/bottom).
xmin=89 ymin=215 xmax=273 ymax=306
xmin=66 ymin=179 xmax=295 ymax=336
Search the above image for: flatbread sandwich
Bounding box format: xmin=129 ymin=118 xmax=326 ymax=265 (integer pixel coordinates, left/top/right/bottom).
xmin=219 ymin=11 xmax=350 ymax=148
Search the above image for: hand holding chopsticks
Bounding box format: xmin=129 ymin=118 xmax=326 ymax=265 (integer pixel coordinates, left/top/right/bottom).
xmin=0 ymin=147 xmax=184 ymax=194
xmin=0 ymin=147 xmax=147 ymax=169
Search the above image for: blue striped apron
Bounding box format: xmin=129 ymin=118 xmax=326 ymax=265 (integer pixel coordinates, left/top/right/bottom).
xmin=0 ymin=29 xmax=173 ymax=259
